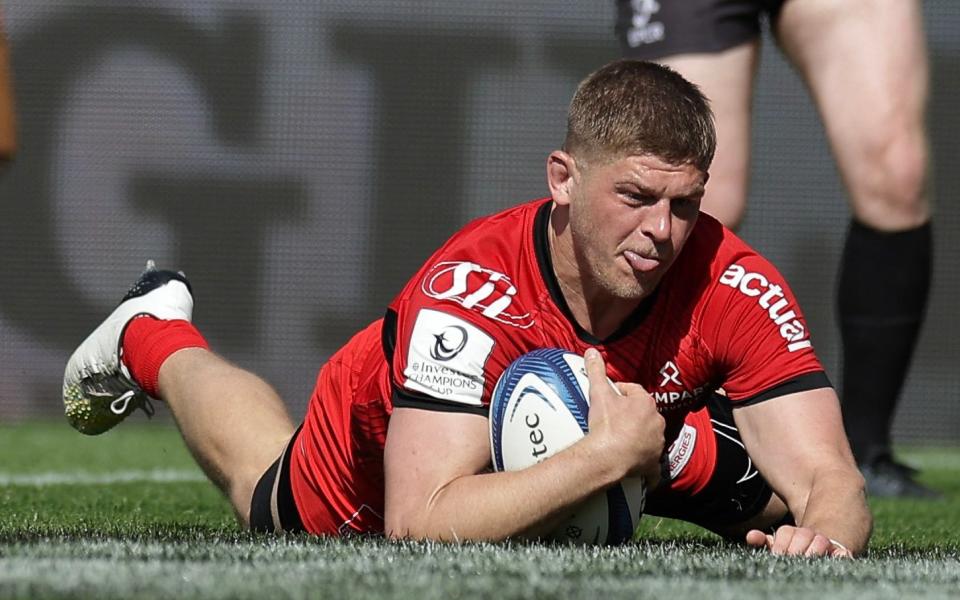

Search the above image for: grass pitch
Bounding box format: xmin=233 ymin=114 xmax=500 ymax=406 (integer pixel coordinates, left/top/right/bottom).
xmin=1 ymin=423 xmax=958 ymax=599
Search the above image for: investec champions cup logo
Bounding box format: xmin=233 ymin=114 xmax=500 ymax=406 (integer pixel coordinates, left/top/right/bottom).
xmin=429 ymin=325 xmax=468 ymax=361
xmin=421 ymin=261 xmax=535 ymax=329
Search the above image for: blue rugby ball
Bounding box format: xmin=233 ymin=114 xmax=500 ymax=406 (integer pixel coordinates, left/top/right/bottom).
xmin=489 ymin=348 xmax=646 ymax=545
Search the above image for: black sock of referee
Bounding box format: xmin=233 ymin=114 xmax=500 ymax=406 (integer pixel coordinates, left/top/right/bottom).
xmin=837 ymin=219 xmax=932 ymax=465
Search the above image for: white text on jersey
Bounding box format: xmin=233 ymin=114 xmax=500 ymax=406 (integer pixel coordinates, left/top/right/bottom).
xmin=719 ymin=264 xmax=812 ymax=353
xmin=421 ymin=261 xmax=535 ymax=328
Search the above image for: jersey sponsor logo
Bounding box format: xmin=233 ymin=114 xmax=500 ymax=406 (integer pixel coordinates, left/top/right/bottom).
xmin=429 ymin=325 xmax=468 ymax=361
xmin=653 ymin=387 xmax=706 ymax=410
xmin=653 ymin=360 xmax=706 ymax=410
xmin=658 ymin=360 xmax=681 ymax=386
xmin=718 ymin=263 xmax=813 ymax=353
xmin=626 ymin=0 xmax=665 ymax=48
xmin=666 ymin=424 xmax=696 ymax=479
xmin=404 ymin=309 xmax=495 ymax=406
xmin=421 ymin=261 xmax=535 ymax=329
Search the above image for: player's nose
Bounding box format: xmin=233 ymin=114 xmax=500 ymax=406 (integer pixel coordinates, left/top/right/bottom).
xmin=638 ymin=198 xmax=671 ymax=242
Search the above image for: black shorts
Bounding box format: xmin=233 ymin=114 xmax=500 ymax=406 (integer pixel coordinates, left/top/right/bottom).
xmin=249 ymin=425 xmax=306 ymax=534
xmin=644 ymin=393 xmax=787 ymax=533
xmin=615 ymin=0 xmax=788 ymax=60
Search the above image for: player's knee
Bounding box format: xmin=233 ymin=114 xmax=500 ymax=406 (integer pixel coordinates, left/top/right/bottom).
xmin=876 ymin=130 xmax=928 ymax=213
xmin=850 ymin=124 xmax=929 ymax=229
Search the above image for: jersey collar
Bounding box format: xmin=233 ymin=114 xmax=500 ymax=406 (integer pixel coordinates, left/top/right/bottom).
xmin=532 ymin=200 xmax=658 ymax=345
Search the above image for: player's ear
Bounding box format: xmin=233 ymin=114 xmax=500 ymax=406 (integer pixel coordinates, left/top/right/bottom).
xmin=547 ymin=150 xmax=576 ymax=206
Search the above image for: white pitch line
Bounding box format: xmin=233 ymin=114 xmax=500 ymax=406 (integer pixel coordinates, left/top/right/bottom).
xmin=0 ymin=469 xmax=207 ymax=487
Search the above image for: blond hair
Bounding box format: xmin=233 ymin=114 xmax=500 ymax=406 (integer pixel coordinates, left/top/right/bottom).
xmin=564 ymin=60 xmax=715 ymax=171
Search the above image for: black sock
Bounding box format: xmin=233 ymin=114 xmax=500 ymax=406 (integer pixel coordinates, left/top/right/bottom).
xmin=837 ymin=220 xmax=931 ymax=464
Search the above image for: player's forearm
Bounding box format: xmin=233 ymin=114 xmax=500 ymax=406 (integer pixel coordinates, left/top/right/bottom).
xmin=386 ymin=435 xmax=629 ymax=542
xmin=792 ymin=467 xmax=872 ymax=555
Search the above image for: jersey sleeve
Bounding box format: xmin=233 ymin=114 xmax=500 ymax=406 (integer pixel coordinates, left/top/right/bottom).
xmin=384 ymin=260 xmax=533 ymax=415
xmin=699 ymin=253 xmax=830 ymax=404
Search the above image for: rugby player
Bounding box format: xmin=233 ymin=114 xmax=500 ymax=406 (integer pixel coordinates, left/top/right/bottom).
xmin=616 ymin=0 xmax=936 ymax=497
xmin=63 ymin=59 xmax=871 ymax=557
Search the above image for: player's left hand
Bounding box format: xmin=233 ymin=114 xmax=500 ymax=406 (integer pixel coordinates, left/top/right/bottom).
xmin=746 ymin=526 xmax=853 ymax=558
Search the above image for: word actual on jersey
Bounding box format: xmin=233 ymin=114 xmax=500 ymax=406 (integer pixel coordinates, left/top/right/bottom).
xmin=719 ymin=263 xmax=812 ymax=352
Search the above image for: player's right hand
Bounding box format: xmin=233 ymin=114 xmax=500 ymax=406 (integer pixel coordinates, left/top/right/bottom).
xmin=583 ymin=347 xmax=665 ymax=485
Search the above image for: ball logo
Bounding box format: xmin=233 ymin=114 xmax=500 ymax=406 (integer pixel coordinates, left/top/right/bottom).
xmin=422 ymin=261 xmax=535 ymax=328
xmin=523 ymin=410 xmax=549 ymax=460
xmin=429 ymin=325 xmax=468 ymax=361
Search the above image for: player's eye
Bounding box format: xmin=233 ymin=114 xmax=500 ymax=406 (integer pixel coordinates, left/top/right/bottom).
xmin=620 ymin=191 xmax=654 ymax=206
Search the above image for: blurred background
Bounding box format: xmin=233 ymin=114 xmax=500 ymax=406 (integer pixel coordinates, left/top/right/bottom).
xmin=0 ymin=1 xmax=956 ymax=443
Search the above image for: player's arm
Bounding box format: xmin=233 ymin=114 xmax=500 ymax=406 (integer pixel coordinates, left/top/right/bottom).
xmin=732 ymin=387 xmax=871 ymax=557
xmin=383 ymin=349 xmax=665 ymax=542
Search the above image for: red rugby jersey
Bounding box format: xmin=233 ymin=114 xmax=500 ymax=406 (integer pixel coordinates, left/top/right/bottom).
xmin=387 ymin=198 xmax=825 ymax=419
xmin=291 ymin=198 xmax=828 ymax=535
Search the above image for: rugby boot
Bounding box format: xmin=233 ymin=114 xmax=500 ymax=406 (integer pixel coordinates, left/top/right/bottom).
xmin=860 ymin=454 xmax=943 ymax=499
xmin=63 ymin=261 xmax=193 ymax=435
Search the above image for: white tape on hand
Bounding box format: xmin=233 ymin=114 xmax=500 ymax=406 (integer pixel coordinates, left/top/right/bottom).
xmin=828 ymin=538 xmax=850 ymax=556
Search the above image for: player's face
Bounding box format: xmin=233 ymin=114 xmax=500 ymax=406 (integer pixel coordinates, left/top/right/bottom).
xmin=568 ymin=153 xmax=706 ymax=300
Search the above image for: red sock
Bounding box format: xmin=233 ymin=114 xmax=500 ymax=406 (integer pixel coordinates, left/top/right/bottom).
xmin=121 ymin=316 xmax=210 ymax=397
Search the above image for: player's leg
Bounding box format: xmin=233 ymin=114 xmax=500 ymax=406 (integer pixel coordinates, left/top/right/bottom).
xmin=774 ymin=0 xmax=935 ymax=497
xmin=152 ymin=346 xmax=296 ymax=524
xmin=655 ymin=46 xmax=758 ymax=230
xmin=63 ymin=264 xmax=297 ymax=524
xmin=696 ymin=408 xmax=791 ymax=540
xmin=775 ymin=0 xmax=930 ymax=231
xmin=616 ymin=0 xmax=760 ymax=229
xmin=645 ymin=396 xmax=791 ymax=540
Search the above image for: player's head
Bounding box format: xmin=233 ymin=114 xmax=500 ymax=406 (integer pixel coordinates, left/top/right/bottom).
xmin=563 ymin=59 xmax=715 ymax=171
xmin=547 ymin=60 xmax=713 ymax=306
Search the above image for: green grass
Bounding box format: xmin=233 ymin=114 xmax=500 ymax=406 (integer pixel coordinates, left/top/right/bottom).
xmin=1 ymin=422 xmax=958 ymax=599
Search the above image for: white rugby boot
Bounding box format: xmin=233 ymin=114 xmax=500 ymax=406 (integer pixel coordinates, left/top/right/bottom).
xmin=63 ymin=261 xmax=194 ymax=435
